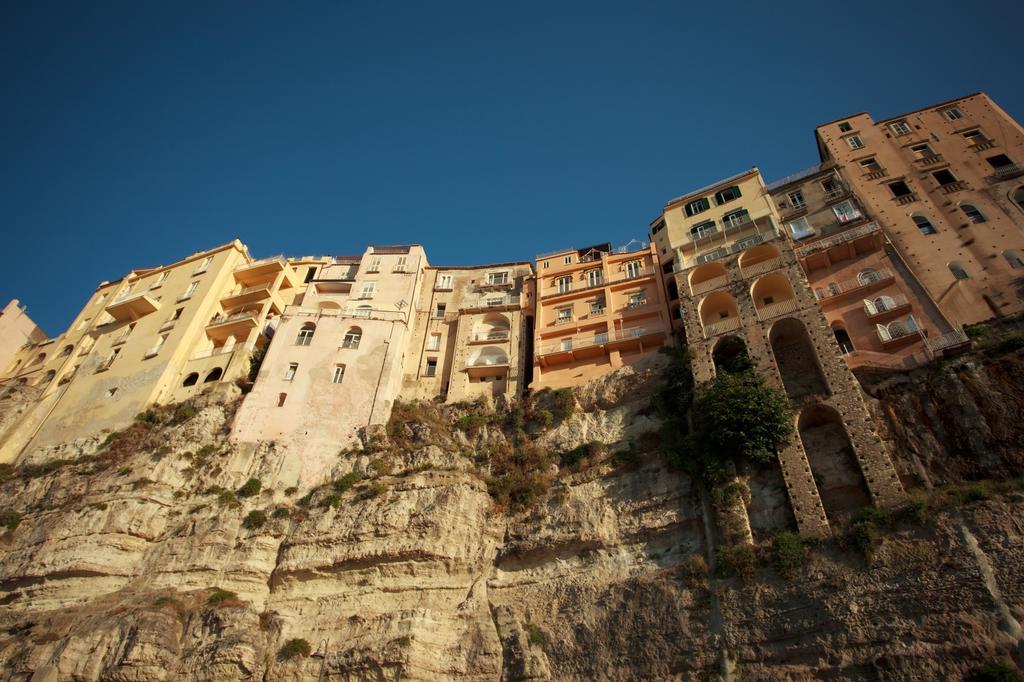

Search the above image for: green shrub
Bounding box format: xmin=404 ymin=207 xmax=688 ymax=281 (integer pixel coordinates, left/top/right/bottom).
xmin=20 ymin=459 xmax=73 ymax=479
xmin=965 ymin=661 xmax=1024 ymax=682
xmin=487 ymin=471 xmax=548 ymax=514
xmin=854 ymin=506 xmax=891 ymax=525
xmin=333 ymin=471 xmax=362 ymax=493
xmin=207 ymin=588 xmax=236 ymax=605
xmin=242 ymin=510 xmax=267 ymax=530
xmin=173 ymin=404 xmax=198 ymax=423
xmin=456 ymin=414 xmax=488 ymax=433
xmin=524 ymin=622 xmax=547 ymax=646
xmin=363 ymin=481 xmax=387 ymax=498
xmin=135 ymin=410 xmax=160 ymax=425
xmin=964 ymin=323 xmax=988 ymax=338
xmin=297 ymin=493 xmax=313 ymax=507
xmin=0 ymin=509 xmax=21 ymax=532
xmin=369 ymin=458 xmax=392 ymax=476
xmin=506 ymin=406 xmax=525 ymax=431
xmin=217 ymin=491 xmax=240 ymax=508
xmin=905 ymin=497 xmax=929 ymax=525
xmin=271 ymin=507 xmax=291 ymax=519
xmin=773 ymin=532 xmax=806 ymax=579
xmin=153 ymin=596 xmax=182 ymax=609
xmin=560 ymin=441 xmax=607 ymax=469
xmin=551 ymin=389 xmax=575 ymax=421
xmin=278 ymin=637 xmax=312 ymax=661
xmin=610 ymin=446 xmax=640 ymax=469
xmin=321 ymin=493 xmax=342 ymax=509
xmin=532 ymin=409 xmax=554 ymax=429
xmin=284 ymin=486 xmax=298 ymax=496
xmin=716 ymin=543 xmax=758 ymax=581
xmin=237 ymin=478 xmax=261 ymax=498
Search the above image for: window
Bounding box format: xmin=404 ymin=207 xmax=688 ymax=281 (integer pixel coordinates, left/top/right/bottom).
xmin=949 ymin=262 xmax=969 ymax=280
xmin=557 ymin=307 xmax=573 ymax=322
xmin=963 ymin=129 xmax=985 ymax=143
xmin=61 ymin=344 xmax=74 ymax=357
xmin=563 ymin=255 xmax=573 ymax=265
xmin=147 ymin=333 xmax=168 ymax=357
xmin=204 ymin=367 xmax=223 ymax=383
xmin=625 ymin=261 xmax=643 ymax=278
xmin=367 ymin=256 xmax=382 ymax=272
xmin=787 ymin=190 xmax=805 ymax=208
xmin=424 ymin=358 xmax=437 ymax=377
xmin=888 ymin=181 xmax=913 ymax=198
xmin=838 ymin=122 xmax=852 ymax=132
xmin=283 ymin=363 xmax=298 ymax=381
xmin=889 ymin=120 xmax=912 ymax=136
xmin=833 ymin=200 xmax=861 ymax=224
xmin=859 ymin=157 xmax=882 ymax=173
xmin=354 ymin=305 xmax=371 ymax=318
xmin=295 ymin=322 xmax=316 ymax=346
xmin=77 ymin=317 xmax=92 ymax=331
xmin=857 ymin=268 xmax=881 ymax=285
xmin=628 ymin=291 xmax=647 ymax=308
xmin=394 ymin=256 xmax=407 ymax=272
xmin=183 ymin=373 xmax=199 ymax=387
xmin=434 ymin=303 xmax=446 ymax=319
xmin=684 ymin=197 xmax=711 ymax=217
xmin=153 ymin=272 xmax=169 ymax=287
xmin=846 ymin=135 xmax=864 ymax=149
xmin=193 ymin=256 xmax=213 ymax=274
xmin=689 ymin=220 xmax=716 ymax=239
xmin=942 ymin=107 xmax=964 ymax=121
xmin=833 ymin=326 xmax=854 ymax=354
xmin=437 ymin=274 xmax=453 ymax=290
xmin=107 ymin=387 xmax=118 ymax=399
xmin=961 ymin=204 xmax=986 ymax=223
xmin=487 ymin=271 xmax=509 ymax=285
xmin=586 ymin=269 xmax=603 ymax=287
xmin=714 ymin=185 xmax=742 ymax=204
xmin=278 ymin=393 xmax=287 ymax=407
xmin=560 ymin=338 xmax=572 ymax=351
xmin=305 ymin=267 xmax=316 ymax=283
xmin=932 ymin=169 xmax=958 ymax=186
xmin=986 ymin=154 xmax=1014 ymax=170
xmin=542 ymin=261 xmax=550 ymax=269
xmin=427 ymin=333 xmax=441 ymax=351
xmin=722 ymin=209 xmax=749 ymax=228
xmin=359 ymin=282 xmax=376 ymax=299
xmin=590 ymin=299 xmax=605 ymax=315
xmin=181 ymin=281 xmax=199 ymax=300
xmin=1003 ymin=250 xmax=1024 ymax=269
xmin=788 ymin=217 xmax=815 ymax=240
xmin=913 ymin=215 xmax=937 ymax=235
xmin=332 ymin=364 xmax=346 ymax=384
xmin=910 ymin=143 xmax=934 ymax=158
xmin=555 ymin=276 xmax=572 ymax=294
xmin=342 ymin=327 xmax=362 ymax=349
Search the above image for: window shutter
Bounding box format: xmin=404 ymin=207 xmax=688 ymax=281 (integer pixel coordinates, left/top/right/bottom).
xmin=907 ymin=316 xmax=919 ymax=332
xmin=877 ymin=324 xmax=891 ymax=341
xmin=864 ymin=299 xmax=876 ymax=315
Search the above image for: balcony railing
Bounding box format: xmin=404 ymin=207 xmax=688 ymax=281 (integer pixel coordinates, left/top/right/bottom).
xmin=969 ymin=138 xmax=997 ymax=152
xmin=822 ymin=187 xmax=847 ymax=202
xmin=913 ymin=154 xmax=944 ymax=168
xmin=740 ymin=256 xmax=785 ymax=279
xmin=208 ymin=310 xmax=259 ymax=327
xmin=877 ymin=316 xmax=923 ymax=343
xmin=702 ymin=316 xmax=741 ymax=339
xmin=924 ymin=329 xmax=970 ymax=354
xmin=864 ymin=294 xmax=909 ymax=317
xmin=939 ymin=180 xmax=969 ymax=194
xmin=472 ymin=331 xmax=510 ymax=342
xmin=986 ymin=164 xmax=1024 ymax=183
xmin=537 ymin=325 xmax=663 ymax=356
xmin=542 ymin=268 xmax=653 ymax=299
xmin=689 ymin=274 xmax=729 ymax=297
xmin=190 ymin=341 xmax=256 ymax=361
xmin=283 ymin=305 xmax=408 ymax=323
xmin=111 ymin=289 xmax=150 ymax=304
xmin=461 ymin=294 xmax=521 ymax=311
xmin=815 ymin=268 xmax=894 ymax=302
xmin=235 ymin=255 xmax=285 ymax=271
xmin=755 ymin=297 xmax=799 ymax=322
xmin=795 ymin=222 xmax=880 ymax=258
xmin=863 ymin=169 xmax=888 ymax=180
xmin=893 ymin=193 xmax=918 ymax=205
xmin=466 ymin=356 xmax=510 ymax=368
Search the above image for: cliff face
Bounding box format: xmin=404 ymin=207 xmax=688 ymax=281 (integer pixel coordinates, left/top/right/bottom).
xmin=0 ymin=351 xmax=1021 ymax=680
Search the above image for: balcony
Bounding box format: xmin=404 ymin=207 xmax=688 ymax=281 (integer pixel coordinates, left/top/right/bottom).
xmin=863 ymin=169 xmax=889 ymax=180
xmin=690 ymin=274 xmax=728 ymax=297
xmin=877 ymin=316 xmax=924 ymax=348
xmin=892 ymin=193 xmax=918 ymax=206
xmin=822 ymin=187 xmax=848 ymax=203
xmin=470 ymin=330 xmax=510 ymax=344
xmin=105 ymin=291 xmax=161 ymax=322
xmin=465 ymin=347 xmax=510 ymax=377
xmin=815 ymin=268 xmax=895 ymax=303
xmin=536 ymin=325 xmax=666 ymax=358
xmin=924 ymin=329 xmax=971 ymax=355
xmin=986 ymin=164 xmax=1024 ymax=183
xmin=478 ymin=278 xmax=514 ymax=291
xmin=969 ymin=138 xmax=997 ymax=152
xmin=312 ymin=278 xmax=355 ymax=294
xmin=190 ymin=340 xmax=256 ymax=361
xmin=221 ymin=283 xmax=274 ymax=307
xmin=540 ymin=267 xmax=654 ymax=300
xmin=206 ymin=310 xmax=260 ymax=340
xmin=863 ymin=295 xmax=911 ymax=321
xmin=460 ymin=294 xmax=521 ymax=313
xmin=159 ymin=318 xmax=177 ymax=332
xmin=939 ymin=181 xmax=969 ymax=194
xmin=794 ymin=222 xmax=881 ymax=259
xmin=913 ymin=154 xmax=944 ymax=168
xmin=780 ymin=202 xmax=808 ymax=220
xmin=755 ymin=297 xmax=799 ymax=322
xmin=702 ymin=316 xmax=741 ymax=339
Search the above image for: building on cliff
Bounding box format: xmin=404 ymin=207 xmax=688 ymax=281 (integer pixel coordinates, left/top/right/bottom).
xmin=652 ymin=168 xmax=907 ymax=538
xmin=0 ymin=300 xmax=48 ymax=380
xmin=530 ymin=241 xmax=672 ymax=390
xmin=814 ymin=92 xmax=1024 ymax=325
xmin=0 ymin=241 xmax=320 ymax=463
xmin=400 ymin=262 xmax=535 ymax=402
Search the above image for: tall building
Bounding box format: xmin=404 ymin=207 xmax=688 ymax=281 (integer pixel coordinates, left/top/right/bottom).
xmin=531 ymin=242 xmax=671 ymax=390
xmin=655 ymin=169 xmax=906 ymax=538
xmin=765 ymin=163 xmax=966 ymax=371
xmin=0 ymin=241 xmax=317 ymax=463
xmin=815 ymin=92 xmax=1024 ymax=325
xmin=401 ymin=262 xmax=534 ymax=403
xmin=230 ymin=245 xmax=428 ymax=482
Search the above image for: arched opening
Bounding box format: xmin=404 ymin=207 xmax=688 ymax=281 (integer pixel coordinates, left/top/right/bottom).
xmin=712 ymin=335 xmax=752 ymax=374
xmin=469 ymin=346 xmax=509 ymax=367
xmin=182 ymin=373 xmax=200 ymax=387
xmin=912 ymin=215 xmax=937 ymax=235
xmin=750 ymin=273 xmax=796 ymax=319
xmin=61 ymin=345 xmax=74 ymax=357
xmin=948 ymin=261 xmax=969 ymax=280
xmin=295 ymin=322 xmax=316 ymax=346
xmin=38 ymin=370 xmax=56 ymax=386
xmin=798 ymin=404 xmax=872 ymax=521
xmin=318 ymin=301 xmax=342 ymax=313
xmin=769 ymin=317 xmax=829 ymax=399
xmin=832 ymin=324 xmax=854 ymax=354
xmin=872 ymin=295 xmax=896 ymax=312
xmin=1013 ymin=187 xmax=1024 ymax=212
xmin=342 ymin=326 xmax=363 ymax=349
xmin=473 ymin=313 xmax=511 ymax=342
xmin=204 ymin=367 xmax=223 ymax=383
xmin=738 ymin=243 xmax=783 ymax=276
xmin=857 ymin=268 xmax=881 ymax=285
xmin=688 ymin=261 xmax=728 ymax=294
xmin=961 ymin=203 xmax=986 ymax=223
xmin=33 ymin=353 xmax=46 ymax=365
xmin=698 ymin=291 xmax=739 ymax=336
xmin=1002 ymin=250 xmax=1024 ymax=269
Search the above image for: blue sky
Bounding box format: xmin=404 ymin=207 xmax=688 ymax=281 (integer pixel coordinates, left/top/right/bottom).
xmin=2 ymin=1 xmax=1022 ymax=334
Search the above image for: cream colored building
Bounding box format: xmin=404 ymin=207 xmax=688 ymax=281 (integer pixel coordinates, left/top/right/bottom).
xmin=0 ymin=241 xmax=318 ymax=463
xmin=230 ymin=245 xmax=428 ymax=483
xmin=401 ymin=262 xmax=534 ymax=402
xmin=0 ymin=300 xmax=47 ymax=379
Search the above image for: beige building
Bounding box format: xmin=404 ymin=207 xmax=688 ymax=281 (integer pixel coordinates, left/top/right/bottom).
xmin=814 ymin=92 xmax=1024 ymax=325
xmin=531 ymin=242 xmax=671 ymax=390
xmin=0 ymin=241 xmax=316 ymax=463
xmin=656 ymin=169 xmax=906 ymax=538
xmin=401 ymin=262 xmax=534 ymax=402
xmin=230 ymin=245 xmax=428 ymax=483
xmin=0 ymin=300 xmax=47 ymax=380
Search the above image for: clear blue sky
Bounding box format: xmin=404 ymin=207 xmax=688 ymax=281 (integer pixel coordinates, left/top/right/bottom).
xmin=2 ymin=1 xmax=1022 ymax=334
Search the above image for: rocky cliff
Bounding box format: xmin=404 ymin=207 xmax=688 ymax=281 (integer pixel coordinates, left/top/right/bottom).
xmin=0 ymin=349 xmax=1021 ymax=680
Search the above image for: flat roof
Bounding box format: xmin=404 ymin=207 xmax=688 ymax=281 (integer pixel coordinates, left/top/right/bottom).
xmin=816 ymin=92 xmax=985 ymax=130
xmin=427 ymin=261 xmax=533 ymax=271
xmin=662 ymin=167 xmax=760 ymax=210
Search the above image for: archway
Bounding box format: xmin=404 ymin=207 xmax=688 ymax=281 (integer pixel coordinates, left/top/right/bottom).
xmin=473 ymin=313 xmax=511 ymax=342
xmin=738 ymin=243 xmax=783 ymax=276
xmin=688 ymin=261 xmax=728 ymax=295
xmin=832 ymin=325 xmax=854 ymax=354
xmin=469 ymin=346 xmax=509 ymax=367
xmin=204 ymin=367 xmax=223 ymax=383
xmin=698 ymin=291 xmax=739 ymax=336
xmin=769 ymin=317 xmax=829 ymax=399
xmin=183 ymin=373 xmax=199 ymax=387
xmin=712 ymin=335 xmax=752 ymax=374
xmin=798 ymin=404 xmax=871 ymax=521
xmin=750 ymin=273 xmax=796 ymax=319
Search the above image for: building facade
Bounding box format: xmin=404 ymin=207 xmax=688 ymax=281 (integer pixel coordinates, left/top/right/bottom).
xmin=657 ymin=169 xmax=907 ymax=538
xmin=766 ymin=163 xmax=965 ymax=371
xmin=815 ymin=92 xmax=1024 ymax=325
xmin=401 ymin=262 xmax=534 ymax=403
xmin=0 ymin=300 xmax=47 ymax=379
xmin=531 ymin=242 xmax=671 ymax=391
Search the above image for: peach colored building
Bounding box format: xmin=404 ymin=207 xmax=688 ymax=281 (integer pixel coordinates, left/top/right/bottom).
xmin=0 ymin=300 xmax=47 ymax=380
xmin=531 ymin=242 xmax=671 ymax=390
xmin=765 ymin=163 xmax=966 ymax=371
xmin=401 ymin=262 xmax=534 ymax=403
xmin=814 ymin=92 xmax=1024 ymax=325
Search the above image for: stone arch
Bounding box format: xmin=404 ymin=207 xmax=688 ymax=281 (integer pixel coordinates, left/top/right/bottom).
xmin=798 ymin=404 xmax=871 ymax=521
xmin=750 ymin=273 xmax=796 ymax=316
xmin=182 ymin=372 xmax=200 ymax=387
xmin=33 ymin=353 xmax=46 ymax=365
xmin=1013 ymin=186 xmax=1024 ymax=212
xmin=912 ymin=214 xmax=937 ymax=235
xmin=831 ymin=323 xmax=854 ymax=354
xmin=698 ymin=291 xmax=739 ymax=332
xmin=768 ymin=317 xmax=829 ymax=399
xmin=469 ymin=346 xmax=509 ymax=367
xmin=318 ymin=301 xmax=342 ymax=313
xmin=738 ymin=243 xmax=783 ymax=275
xmin=688 ymin=261 xmax=728 ymax=293
xmin=204 ymin=367 xmax=223 ymax=383
xmin=712 ymin=335 xmax=752 ymax=374
xmin=948 ymin=261 xmax=969 ymax=280
xmin=474 ymin=313 xmax=511 ymax=341
xmin=61 ymin=344 xmax=74 ymax=357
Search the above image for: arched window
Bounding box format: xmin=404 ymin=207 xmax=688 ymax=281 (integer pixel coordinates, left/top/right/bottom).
xmin=961 ymin=204 xmax=986 ymax=223
xmin=33 ymin=353 xmax=46 ymax=365
xmin=949 ymin=261 xmax=969 ymax=280
xmin=295 ymin=322 xmax=316 ymax=346
xmin=832 ymin=326 xmax=854 ymax=354
xmin=1004 ymin=250 xmax=1024 ymax=269
xmin=1013 ymin=187 xmax=1024 ymax=211
xmin=38 ymin=370 xmax=56 ymax=385
xmin=182 ymin=372 xmax=199 ymax=386
xmin=61 ymin=345 xmax=74 ymax=356
xmin=7 ymin=359 xmax=21 ymax=374
xmin=342 ymin=327 xmax=362 ymax=349
xmin=204 ymin=367 xmax=223 ymax=383
xmin=913 ymin=215 xmax=937 ymax=235
xmin=873 ymin=295 xmax=896 ymax=312
xmin=857 ymin=268 xmax=881 ymax=285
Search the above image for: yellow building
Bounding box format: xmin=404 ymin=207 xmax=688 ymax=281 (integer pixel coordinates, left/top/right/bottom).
xmin=401 ymin=262 xmax=534 ymax=402
xmin=0 ymin=240 xmax=318 ymax=463
xmin=531 ymin=241 xmax=672 ymax=390
xmin=0 ymin=300 xmax=47 ymax=379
